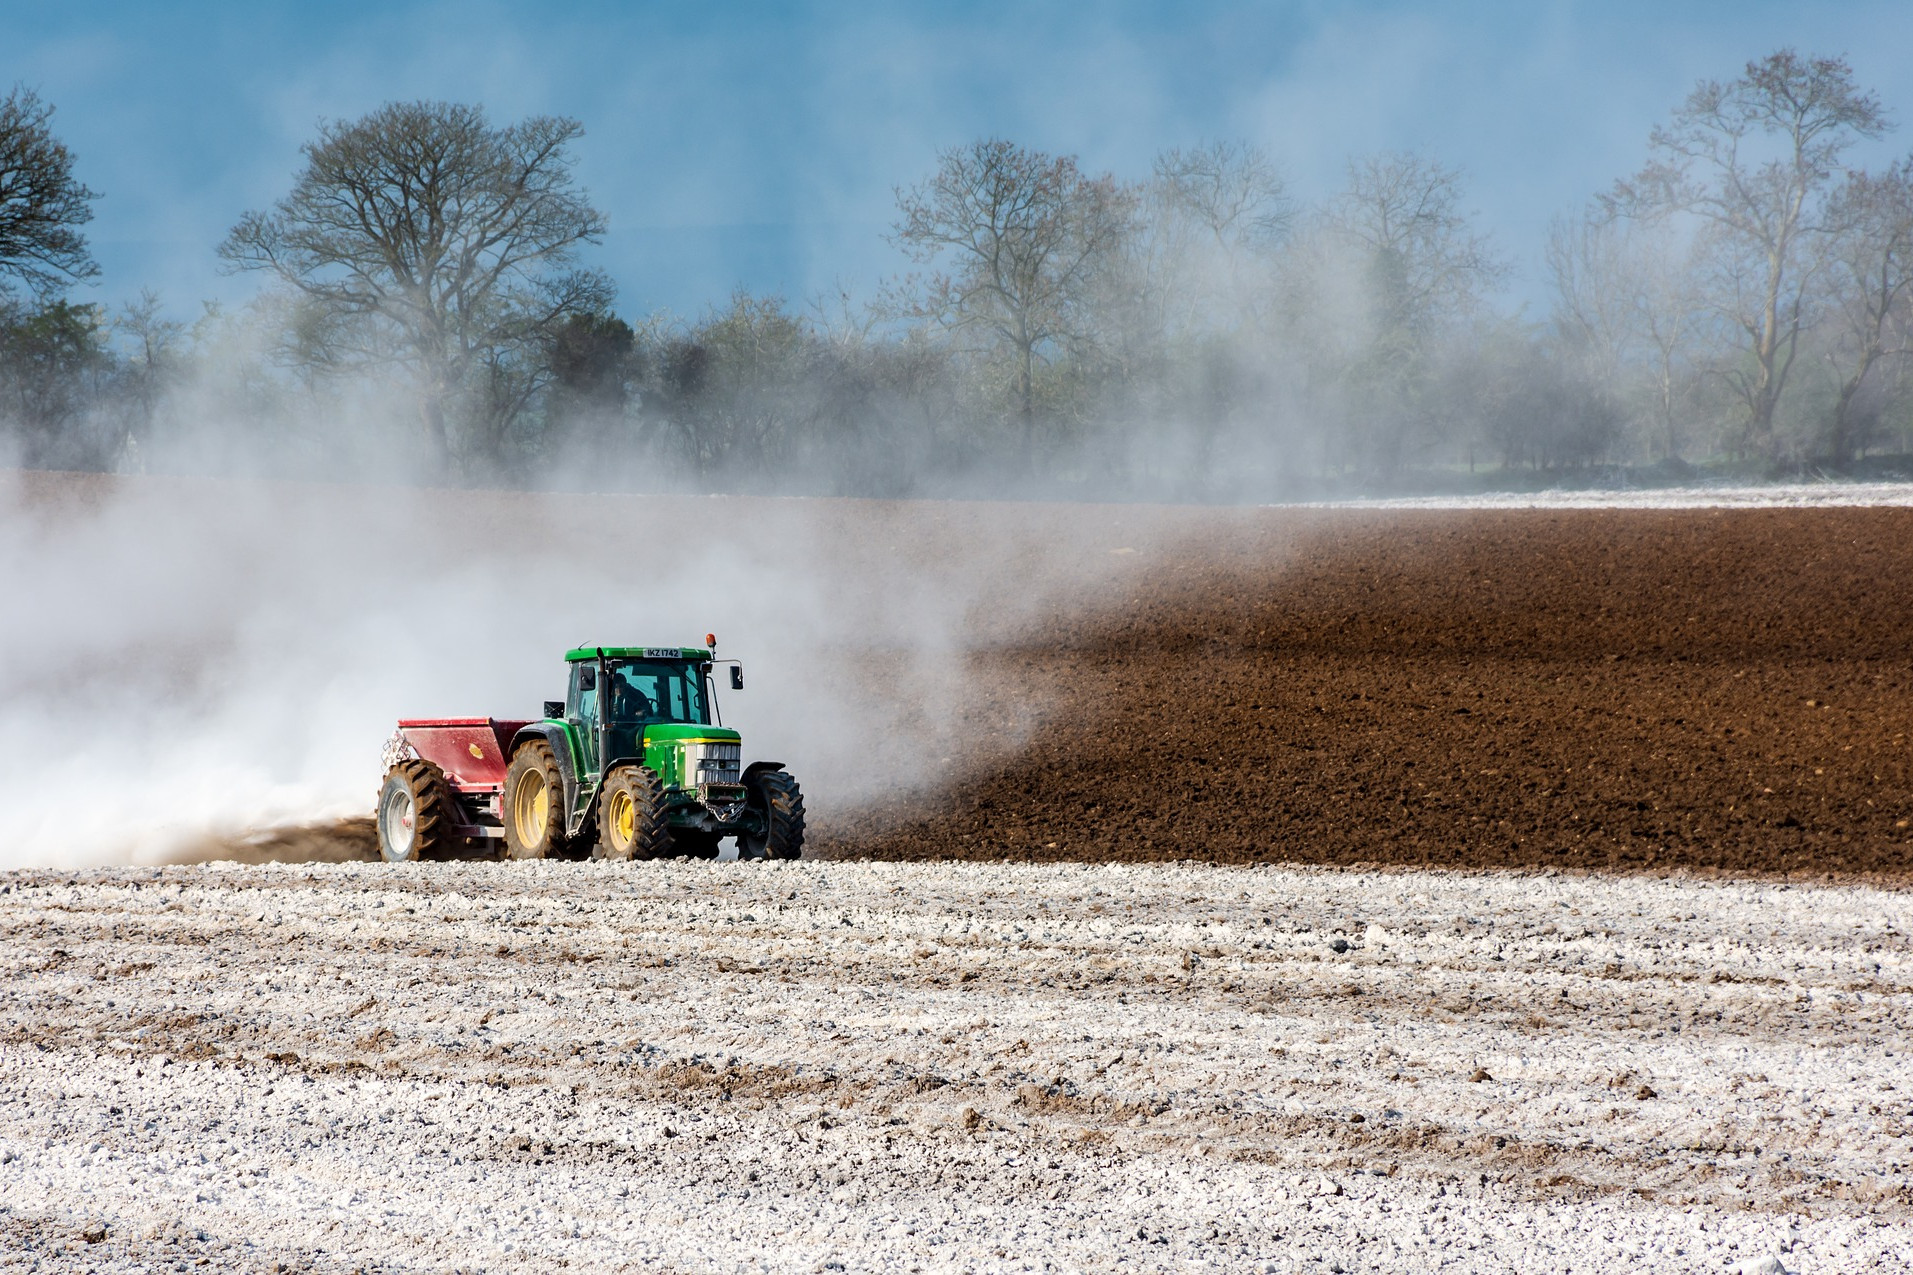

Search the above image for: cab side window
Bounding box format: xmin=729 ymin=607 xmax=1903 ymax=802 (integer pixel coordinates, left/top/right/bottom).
xmin=569 ymin=663 xmax=599 ymax=726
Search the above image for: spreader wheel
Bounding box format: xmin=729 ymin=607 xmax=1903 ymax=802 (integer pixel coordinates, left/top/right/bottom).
xmin=738 ymin=769 xmax=805 ymax=861
xmin=594 ymin=766 xmax=671 ymax=861
xmin=503 ymin=740 xmax=569 ymax=860
xmin=377 ymin=760 xmax=455 ymax=862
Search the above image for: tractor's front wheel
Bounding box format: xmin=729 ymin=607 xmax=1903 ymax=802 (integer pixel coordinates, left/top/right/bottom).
xmin=594 ymin=766 xmax=670 ymax=861
xmin=737 ymin=769 xmax=805 ymax=860
xmin=377 ymin=760 xmax=454 ymax=862
xmin=503 ymin=741 xmax=568 ymax=860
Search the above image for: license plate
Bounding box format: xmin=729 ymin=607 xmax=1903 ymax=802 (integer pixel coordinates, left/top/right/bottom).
xmin=642 ymin=647 xmax=683 ymax=659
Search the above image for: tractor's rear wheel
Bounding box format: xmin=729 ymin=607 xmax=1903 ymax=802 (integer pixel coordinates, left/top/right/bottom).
xmin=377 ymin=760 xmax=454 ymax=862
xmin=503 ymin=740 xmax=569 ymax=860
xmin=594 ymin=766 xmax=670 ymax=861
xmin=737 ymin=770 xmax=805 ymax=860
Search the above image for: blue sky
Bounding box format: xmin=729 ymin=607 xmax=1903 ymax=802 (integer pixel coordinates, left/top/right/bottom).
xmin=14 ymin=1 xmax=1913 ymax=324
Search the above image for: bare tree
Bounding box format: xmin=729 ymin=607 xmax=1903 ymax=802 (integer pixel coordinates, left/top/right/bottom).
xmin=1155 ymin=141 xmax=1291 ymax=258
xmin=220 ymin=101 xmax=609 ymax=476
xmin=1606 ymin=51 xmax=1889 ymax=458
xmin=1126 ymin=141 xmax=1290 ymax=339
xmin=112 ymin=288 xmax=185 ymax=466
xmin=1547 ymin=213 xmax=1638 ymax=391
xmin=1318 ymin=153 xmax=1504 ymax=473
xmin=1548 ymin=214 xmax=1710 ymax=461
xmin=1820 ymin=157 xmax=1913 ymax=460
xmin=1331 ymin=152 xmax=1503 ymax=341
xmin=0 ymin=86 xmax=98 ymax=300
xmin=1629 ymin=234 xmax=1711 ymax=463
xmin=890 ymin=139 xmax=1137 ymax=464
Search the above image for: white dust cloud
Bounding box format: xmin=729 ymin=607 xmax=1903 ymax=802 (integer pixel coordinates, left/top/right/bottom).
xmin=0 ymin=470 xmax=1176 ymax=867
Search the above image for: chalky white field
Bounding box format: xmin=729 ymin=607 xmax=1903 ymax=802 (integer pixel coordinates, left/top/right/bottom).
xmin=1 ymin=860 xmax=1907 ymax=1273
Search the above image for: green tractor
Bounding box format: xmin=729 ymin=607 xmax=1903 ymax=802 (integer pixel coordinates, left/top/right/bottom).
xmin=375 ymin=642 xmax=804 ymax=863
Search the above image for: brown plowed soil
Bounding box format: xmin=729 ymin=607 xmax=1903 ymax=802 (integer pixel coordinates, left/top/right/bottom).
xmin=819 ymin=507 xmax=1913 ymax=878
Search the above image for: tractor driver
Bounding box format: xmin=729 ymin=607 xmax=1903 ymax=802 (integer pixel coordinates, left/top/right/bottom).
xmin=606 ymin=669 xmax=655 ymax=723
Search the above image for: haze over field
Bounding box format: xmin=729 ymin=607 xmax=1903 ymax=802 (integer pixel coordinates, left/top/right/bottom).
xmin=10 ymin=470 xmax=1913 ymax=874
xmin=6 ymin=5 xmax=1913 ymax=874
xmin=0 ymin=470 xmax=1219 ymax=867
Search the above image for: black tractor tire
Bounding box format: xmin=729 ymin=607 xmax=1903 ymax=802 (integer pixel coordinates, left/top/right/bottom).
xmin=738 ymin=769 xmax=805 ymax=860
xmin=377 ymin=760 xmax=456 ymax=862
xmin=594 ymin=766 xmax=671 ymax=861
xmin=503 ymin=740 xmax=569 ymax=860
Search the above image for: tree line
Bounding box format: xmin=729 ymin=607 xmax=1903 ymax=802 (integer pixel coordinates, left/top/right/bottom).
xmin=3 ymin=49 xmax=1911 ymax=498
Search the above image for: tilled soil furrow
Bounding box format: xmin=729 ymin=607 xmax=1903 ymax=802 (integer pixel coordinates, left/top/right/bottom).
xmin=814 ymin=509 xmax=1913 ymax=877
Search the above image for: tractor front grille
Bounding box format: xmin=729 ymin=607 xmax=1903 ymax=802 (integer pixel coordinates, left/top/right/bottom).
xmin=686 ymin=741 xmax=742 ymax=787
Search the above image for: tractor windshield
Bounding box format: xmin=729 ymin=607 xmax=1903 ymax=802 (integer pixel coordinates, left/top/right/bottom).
xmin=603 ymin=659 xmax=709 ymax=726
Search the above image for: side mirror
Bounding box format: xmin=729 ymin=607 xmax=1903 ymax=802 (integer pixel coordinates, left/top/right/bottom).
xmin=730 ymin=665 xmax=744 ymax=690
xmin=578 ymin=666 xmax=596 ymax=691
xmin=543 ymin=700 xmax=564 ymax=720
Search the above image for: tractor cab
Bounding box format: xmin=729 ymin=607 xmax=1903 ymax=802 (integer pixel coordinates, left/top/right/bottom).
xmin=567 ymin=650 xmax=715 ymax=768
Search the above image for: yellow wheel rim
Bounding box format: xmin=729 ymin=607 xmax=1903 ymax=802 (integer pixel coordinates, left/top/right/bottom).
xmin=609 ymin=788 xmax=635 ymax=849
xmin=516 ymin=774 xmax=549 ymax=845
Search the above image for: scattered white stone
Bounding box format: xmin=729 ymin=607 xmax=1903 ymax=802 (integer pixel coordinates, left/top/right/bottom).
xmin=0 ymin=859 xmax=1904 ymax=1272
xmin=1732 ymin=1255 xmax=1791 ymax=1275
